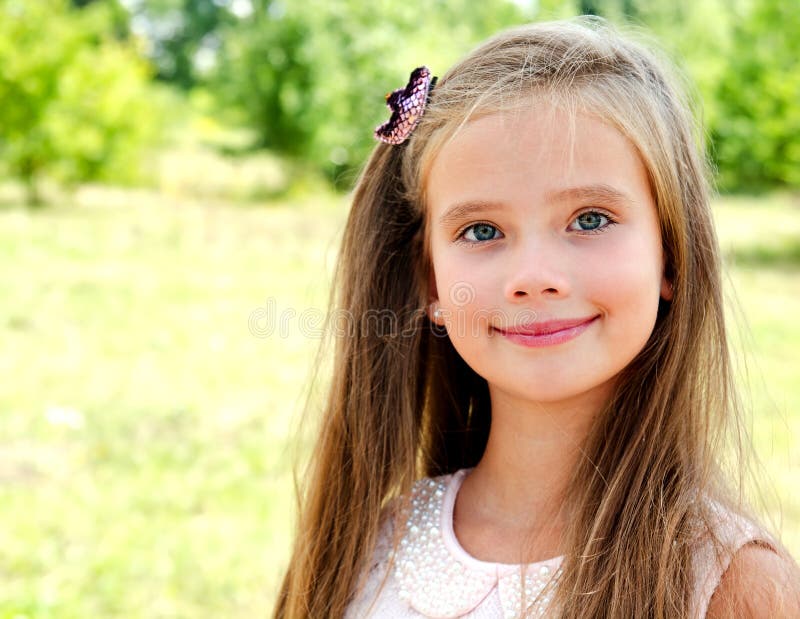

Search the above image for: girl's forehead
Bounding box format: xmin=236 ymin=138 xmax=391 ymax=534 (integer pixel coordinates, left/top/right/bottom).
xmin=423 ymin=105 xmax=649 ymax=215
xmin=437 ymin=101 xmax=625 ymax=157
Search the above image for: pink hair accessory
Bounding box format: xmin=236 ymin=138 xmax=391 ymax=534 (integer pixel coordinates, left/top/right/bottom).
xmin=374 ymin=66 xmax=437 ymax=145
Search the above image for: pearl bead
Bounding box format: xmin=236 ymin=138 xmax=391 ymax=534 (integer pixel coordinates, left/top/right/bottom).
xmin=391 ymin=474 xmax=562 ymax=617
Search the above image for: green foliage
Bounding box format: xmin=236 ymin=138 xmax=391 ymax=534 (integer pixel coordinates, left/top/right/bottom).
xmin=217 ymin=7 xmax=315 ymax=157
xmin=212 ymin=0 xmax=532 ymax=187
xmin=0 ymin=0 xmax=167 ymax=203
xmin=710 ymin=0 xmax=800 ymax=191
xmin=530 ymin=0 xmax=800 ymax=192
xmin=2 ymin=0 xmax=797 ymax=195
xmin=209 ymin=0 xmax=800 ymax=192
xmin=128 ymin=0 xmax=235 ymax=89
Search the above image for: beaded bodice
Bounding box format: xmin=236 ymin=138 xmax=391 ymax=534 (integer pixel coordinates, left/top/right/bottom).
xmin=344 ymin=469 xmax=769 ymax=619
xmin=346 ymin=469 xmax=562 ymax=618
xmin=395 ymin=471 xmax=561 ymax=618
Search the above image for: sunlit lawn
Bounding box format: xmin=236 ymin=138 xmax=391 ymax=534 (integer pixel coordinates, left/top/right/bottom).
xmin=0 ymin=186 xmax=798 ymax=617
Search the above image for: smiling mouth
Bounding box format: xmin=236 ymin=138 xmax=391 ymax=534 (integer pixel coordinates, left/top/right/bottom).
xmin=492 ymin=315 xmax=599 ymax=347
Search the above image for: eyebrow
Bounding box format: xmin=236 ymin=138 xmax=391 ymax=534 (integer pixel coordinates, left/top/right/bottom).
xmin=438 ymin=200 xmax=504 ymax=228
xmin=438 ymin=183 xmax=634 ymax=227
xmin=545 ymin=183 xmax=635 ymax=206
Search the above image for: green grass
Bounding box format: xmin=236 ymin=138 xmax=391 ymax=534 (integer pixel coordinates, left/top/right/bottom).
xmin=1 ymin=187 xmax=798 ymax=616
xmin=0 ymin=185 xmax=344 ymax=617
xmin=715 ymin=193 xmax=800 ymax=554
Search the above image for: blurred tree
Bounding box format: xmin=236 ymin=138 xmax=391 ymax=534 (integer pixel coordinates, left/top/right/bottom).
xmin=568 ymin=0 xmax=639 ymax=18
xmin=621 ymin=0 xmax=638 ymax=18
xmin=710 ymin=0 xmax=800 ymax=190
xmin=0 ymin=0 xmax=167 ymax=204
xmin=213 ymin=0 xmax=530 ymax=186
xmin=127 ymin=0 xmax=234 ymax=89
xmin=70 ymin=0 xmax=131 ymax=38
xmin=579 ymin=0 xmax=600 ymax=15
xmin=217 ymin=2 xmax=314 ymax=156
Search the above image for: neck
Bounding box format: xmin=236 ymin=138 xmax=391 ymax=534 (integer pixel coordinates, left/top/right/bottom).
xmin=454 ymin=384 xmax=610 ymax=559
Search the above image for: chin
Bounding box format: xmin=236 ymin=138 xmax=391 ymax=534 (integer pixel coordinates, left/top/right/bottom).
xmin=488 ymin=374 xmax=619 ymax=409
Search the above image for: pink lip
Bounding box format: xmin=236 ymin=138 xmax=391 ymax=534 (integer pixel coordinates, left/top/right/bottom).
xmin=493 ymin=315 xmax=599 ymax=347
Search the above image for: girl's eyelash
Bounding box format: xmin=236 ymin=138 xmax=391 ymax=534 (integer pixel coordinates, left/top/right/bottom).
xmin=571 ymin=208 xmax=619 ymax=234
xmin=453 ymin=210 xmax=618 ymax=244
xmin=454 ymin=221 xmax=502 ymax=245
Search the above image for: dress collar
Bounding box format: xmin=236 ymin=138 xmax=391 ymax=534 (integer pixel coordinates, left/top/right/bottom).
xmin=393 ymin=469 xmax=562 ymax=618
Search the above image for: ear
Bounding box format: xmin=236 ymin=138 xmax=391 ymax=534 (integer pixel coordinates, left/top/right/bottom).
xmin=660 ymin=252 xmax=674 ymax=302
xmin=660 ymin=278 xmax=673 ymax=302
xmin=660 ymin=272 xmax=674 ymax=302
xmin=426 ymin=265 xmax=443 ymax=324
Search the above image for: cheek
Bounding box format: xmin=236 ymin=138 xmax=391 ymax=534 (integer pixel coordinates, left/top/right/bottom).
xmin=432 ymin=248 xmax=494 ymax=307
xmin=436 ymin=274 xmax=494 ymax=319
xmin=591 ymin=237 xmax=663 ymax=322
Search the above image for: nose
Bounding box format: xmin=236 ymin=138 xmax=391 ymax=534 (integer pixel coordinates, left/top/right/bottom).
xmin=503 ymin=236 xmax=571 ymax=301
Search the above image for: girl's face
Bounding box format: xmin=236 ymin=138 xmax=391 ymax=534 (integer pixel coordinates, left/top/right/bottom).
xmin=426 ymin=105 xmax=672 ymax=409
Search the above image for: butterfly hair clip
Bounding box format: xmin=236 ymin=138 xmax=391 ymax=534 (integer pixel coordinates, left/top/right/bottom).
xmin=374 ymin=66 xmax=437 ymax=145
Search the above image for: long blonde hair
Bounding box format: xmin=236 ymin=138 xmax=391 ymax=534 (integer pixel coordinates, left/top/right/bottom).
xmin=275 ymin=18 xmax=749 ymax=618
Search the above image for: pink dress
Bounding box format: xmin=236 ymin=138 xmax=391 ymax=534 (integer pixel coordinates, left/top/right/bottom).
xmin=344 ymin=469 xmax=769 ymax=618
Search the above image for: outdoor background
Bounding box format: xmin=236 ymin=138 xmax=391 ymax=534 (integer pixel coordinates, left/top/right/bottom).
xmin=1 ymin=0 xmax=798 ymax=616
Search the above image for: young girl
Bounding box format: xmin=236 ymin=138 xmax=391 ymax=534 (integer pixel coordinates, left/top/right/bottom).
xmin=274 ymin=18 xmax=800 ymax=618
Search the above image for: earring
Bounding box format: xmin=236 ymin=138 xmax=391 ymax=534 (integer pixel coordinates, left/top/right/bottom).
xmin=433 ymin=308 xmax=442 ymax=320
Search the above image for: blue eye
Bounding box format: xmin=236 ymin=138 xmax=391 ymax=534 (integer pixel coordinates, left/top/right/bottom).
xmin=462 ymin=223 xmax=501 ymax=242
xmin=570 ymin=211 xmax=614 ymax=232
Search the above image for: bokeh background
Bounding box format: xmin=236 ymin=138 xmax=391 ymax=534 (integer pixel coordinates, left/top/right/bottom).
xmin=1 ymin=0 xmax=798 ymax=616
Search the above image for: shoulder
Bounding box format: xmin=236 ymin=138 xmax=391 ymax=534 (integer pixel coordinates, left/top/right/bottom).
xmin=706 ymin=542 xmax=800 ymax=618
xmin=691 ymin=500 xmax=798 ymax=618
